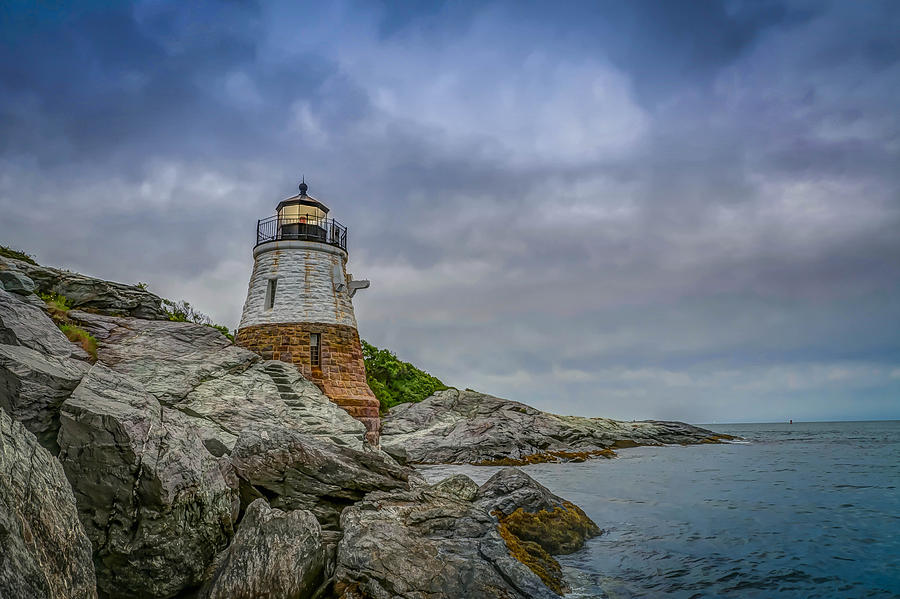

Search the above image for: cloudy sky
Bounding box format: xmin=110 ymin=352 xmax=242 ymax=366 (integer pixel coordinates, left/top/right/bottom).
xmin=2 ymin=1 xmax=898 ymax=423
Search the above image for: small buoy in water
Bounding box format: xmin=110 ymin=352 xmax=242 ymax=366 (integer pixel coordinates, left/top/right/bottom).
xmin=789 ymin=419 xmax=793 ymax=424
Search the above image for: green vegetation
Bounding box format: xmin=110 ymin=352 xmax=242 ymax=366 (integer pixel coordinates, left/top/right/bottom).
xmin=0 ymin=245 xmax=37 ymax=265
xmin=162 ymin=298 xmax=234 ymax=341
xmin=39 ymin=292 xmax=72 ymax=321
xmin=59 ymin=324 xmax=98 ymax=362
xmin=361 ymin=340 xmax=447 ymax=412
xmin=36 ymin=292 xmax=97 ymax=363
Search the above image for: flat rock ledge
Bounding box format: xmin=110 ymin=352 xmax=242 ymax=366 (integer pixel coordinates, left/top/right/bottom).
xmin=0 ymin=257 xmax=167 ymax=319
xmin=381 ymin=388 xmax=735 ymax=465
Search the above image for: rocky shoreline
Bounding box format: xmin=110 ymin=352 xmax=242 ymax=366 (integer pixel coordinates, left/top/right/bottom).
xmin=0 ymin=256 xmax=730 ymax=599
xmin=381 ymin=388 xmax=733 ymax=465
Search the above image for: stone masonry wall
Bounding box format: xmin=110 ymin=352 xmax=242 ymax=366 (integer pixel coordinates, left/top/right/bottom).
xmin=236 ymin=321 xmax=380 ymax=441
xmin=238 ymin=241 xmax=357 ymax=330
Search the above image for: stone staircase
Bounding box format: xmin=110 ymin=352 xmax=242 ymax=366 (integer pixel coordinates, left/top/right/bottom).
xmin=262 ymin=362 xmax=305 ymax=408
xmin=261 ymin=361 xmax=362 ymax=445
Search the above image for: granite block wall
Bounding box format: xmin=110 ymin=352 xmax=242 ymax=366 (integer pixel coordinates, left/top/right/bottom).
xmin=236 ymin=321 xmax=380 ymax=442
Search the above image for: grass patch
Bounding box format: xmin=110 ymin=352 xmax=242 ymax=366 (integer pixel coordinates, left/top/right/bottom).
xmin=38 ymin=292 xmax=97 ymax=361
xmin=361 ymin=340 xmax=448 ymax=413
xmin=0 ymin=245 xmax=37 ymax=265
xmin=58 ymin=324 xmax=98 ymax=362
xmin=39 ymin=292 xmax=72 ymax=322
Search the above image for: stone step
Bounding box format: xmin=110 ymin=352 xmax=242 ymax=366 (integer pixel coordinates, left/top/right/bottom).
xmin=263 ymin=369 xmax=287 ymax=375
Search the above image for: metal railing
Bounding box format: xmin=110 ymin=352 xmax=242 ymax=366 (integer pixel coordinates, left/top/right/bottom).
xmin=256 ymin=215 xmax=348 ymax=250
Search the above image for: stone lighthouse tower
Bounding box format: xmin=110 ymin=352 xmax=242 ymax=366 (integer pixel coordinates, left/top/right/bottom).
xmin=235 ymin=179 xmax=380 ymax=441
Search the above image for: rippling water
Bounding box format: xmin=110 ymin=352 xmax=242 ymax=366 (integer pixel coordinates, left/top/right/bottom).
xmin=421 ymin=420 xmax=900 ymax=598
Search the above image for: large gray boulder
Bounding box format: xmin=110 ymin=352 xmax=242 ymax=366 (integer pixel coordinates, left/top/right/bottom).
xmin=57 ymin=365 xmax=238 ymax=599
xmin=475 ymin=466 xmax=571 ymax=515
xmin=333 ymin=475 xmax=559 ymax=599
xmin=0 ymin=284 xmax=93 ymax=455
xmin=0 ymin=288 xmax=80 ymax=358
xmin=1 ymin=257 xmax=166 ymax=319
xmin=201 ymin=498 xmax=326 ymax=599
xmin=381 ymin=388 xmax=731 ymax=464
xmin=0 ymin=407 xmax=97 ymax=599
xmin=69 ymin=311 xmax=255 ymax=405
xmin=230 ymin=427 xmax=414 ymax=530
xmin=0 ymin=269 xmax=36 ymax=295
xmin=0 ymin=344 xmax=89 ymax=453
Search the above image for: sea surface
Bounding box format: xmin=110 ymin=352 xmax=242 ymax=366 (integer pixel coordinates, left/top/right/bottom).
xmin=421 ymin=420 xmax=900 ymax=598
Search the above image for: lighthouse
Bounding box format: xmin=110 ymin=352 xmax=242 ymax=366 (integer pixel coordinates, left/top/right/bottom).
xmin=235 ymin=179 xmax=380 ymax=442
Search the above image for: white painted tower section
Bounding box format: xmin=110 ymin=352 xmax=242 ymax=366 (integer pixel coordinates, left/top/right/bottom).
xmin=238 ymin=239 xmax=357 ymax=329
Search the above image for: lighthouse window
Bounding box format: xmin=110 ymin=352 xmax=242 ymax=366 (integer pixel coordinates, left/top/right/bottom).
xmin=310 ymin=333 xmax=321 ymax=366
xmin=265 ymin=279 xmax=277 ymax=310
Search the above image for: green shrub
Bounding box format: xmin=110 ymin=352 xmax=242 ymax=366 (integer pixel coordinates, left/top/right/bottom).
xmin=0 ymin=245 xmax=37 ymax=265
xmin=209 ymin=323 xmax=234 ymax=341
xmin=59 ymin=324 xmax=98 ymax=362
xmin=162 ymin=299 xmax=234 ymax=341
xmin=361 ymin=340 xmax=447 ymax=412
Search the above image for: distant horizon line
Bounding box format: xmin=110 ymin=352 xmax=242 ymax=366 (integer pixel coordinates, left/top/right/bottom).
xmin=693 ymin=418 xmax=900 ymax=426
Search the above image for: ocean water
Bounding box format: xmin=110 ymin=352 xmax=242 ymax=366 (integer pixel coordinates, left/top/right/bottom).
xmin=421 ymin=420 xmax=900 ymax=598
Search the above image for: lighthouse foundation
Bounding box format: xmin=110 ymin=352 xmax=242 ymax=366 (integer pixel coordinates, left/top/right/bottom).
xmin=236 ymin=321 xmax=380 ymax=441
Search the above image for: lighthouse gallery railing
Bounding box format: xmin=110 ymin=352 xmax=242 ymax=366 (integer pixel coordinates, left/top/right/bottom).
xmin=256 ymin=215 xmax=348 ymax=251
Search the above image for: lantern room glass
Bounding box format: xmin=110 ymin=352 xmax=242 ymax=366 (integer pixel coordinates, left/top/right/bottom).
xmin=278 ymin=203 xmax=327 ymax=226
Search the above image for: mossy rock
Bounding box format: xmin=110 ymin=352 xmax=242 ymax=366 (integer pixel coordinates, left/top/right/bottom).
xmin=499 ymin=502 xmax=601 ymax=556
xmin=475 ymin=448 xmax=616 ymax=466
xmin=492 ymin=499 xmax=602 ymax=595
xmin=496 ymin=514 xmax=568 ymax=595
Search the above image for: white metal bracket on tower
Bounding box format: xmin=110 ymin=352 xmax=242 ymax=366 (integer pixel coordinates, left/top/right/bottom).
xmin=347 ymin=274 xmax=370 ymax=298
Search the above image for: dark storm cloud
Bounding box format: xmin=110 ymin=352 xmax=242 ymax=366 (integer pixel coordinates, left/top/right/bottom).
xmin=1 ymin=0 xmax=898 ymax=422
